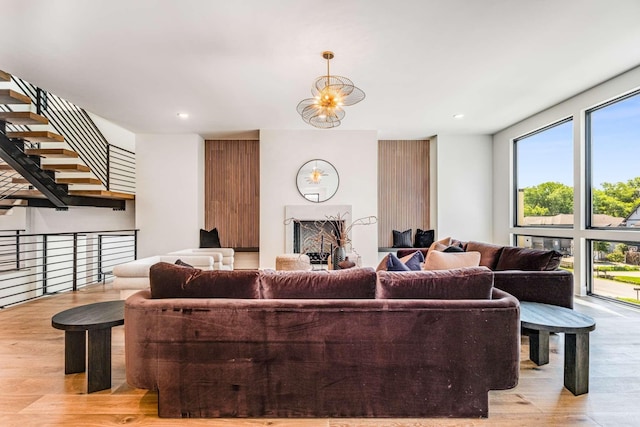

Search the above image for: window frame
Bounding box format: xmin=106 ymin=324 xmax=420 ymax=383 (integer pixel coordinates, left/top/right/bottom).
xmin=586 ymin=88 xmax=640 ymax=230
xmin=512 ymin=117 xmax=574 ymax=229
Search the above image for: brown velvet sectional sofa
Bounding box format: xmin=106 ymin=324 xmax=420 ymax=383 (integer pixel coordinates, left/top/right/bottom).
xmin=125 ymin=263 xmax=520 ymax=418
xmin=397 ymin=241 xmax=574 ymax=309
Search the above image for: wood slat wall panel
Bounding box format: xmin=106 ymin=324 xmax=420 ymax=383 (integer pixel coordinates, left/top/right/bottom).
xmin=204 ymin=140 xmax=259 ymax=248
xmin=378 ymin=140 xmax=430 ymax=247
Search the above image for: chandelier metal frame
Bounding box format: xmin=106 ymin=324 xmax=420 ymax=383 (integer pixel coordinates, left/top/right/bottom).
xmin=296 ymin=51 xmax=365 ymax=129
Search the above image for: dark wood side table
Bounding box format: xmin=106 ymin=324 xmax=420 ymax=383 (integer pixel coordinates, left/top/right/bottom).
xmin=520 ymin=301 xmax=596 ymax=395
xmin=52 ymin=300 xmax=125 ymax=393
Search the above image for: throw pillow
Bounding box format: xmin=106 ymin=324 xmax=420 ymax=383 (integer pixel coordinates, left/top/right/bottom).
xmin=423 ymin=250 xmax=481 ymax=270
xmin=414 ymin=229 xmax=435 ymax=248
xmin=377 ymin=251 xmax=425 ymax=271
xmin=399 ymin=250 xmax=425 ymax=271
xmin=174 ymin=259 xmax=193 ymax=268
xmin=392 ymin=229 xmax=413 ymax=248
xmin=200 ymin=228 xmax=222 ymax=248
xmin=377 ymin=267 xmax=494 ymax=300
xmin=428 ymin=236 xmax=451 ymax=252
xmin=386 ymin=253 xmax=411 ymax=271
xmin=443 ymin=245 xmax=464 ymax=253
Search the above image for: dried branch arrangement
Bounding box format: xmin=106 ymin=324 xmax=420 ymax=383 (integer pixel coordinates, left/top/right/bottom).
xmin=284 ymin=212 xmax=377 ymax=255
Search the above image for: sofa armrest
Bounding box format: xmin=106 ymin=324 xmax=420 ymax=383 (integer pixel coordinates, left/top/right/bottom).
xmin=493 ymin=270 xmax=574 ymax=309
xmin=112 ymin=257 xmax=158 ymax=277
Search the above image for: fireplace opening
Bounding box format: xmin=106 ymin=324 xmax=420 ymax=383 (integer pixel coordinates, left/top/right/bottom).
xmin=293 ymin=220 xmax=343 ymax=264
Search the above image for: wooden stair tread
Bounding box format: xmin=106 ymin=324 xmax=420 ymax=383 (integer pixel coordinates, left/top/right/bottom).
xmin=0 ymin=70 xmax=10 ymax=82
xmin=25 ymin=148 xmax=79 ymax=158
xmin=69 ymin=190 xmax=135 ymax=200
xmin=0 ymin=164 xmax=15 ymax=171
xmin=0 ymin=111 xmax=48 ymax=125
xmin=9 ymin=190 xmax=44 ymax=198
xmin=42 ymin=163 xmax=90 ymax=172
xmin=6 ymin=131 xmax=64 ymax=142
xmin=0 ymin=199 xmax=26 ymax=206
xmin=56 ymin=177 xmax=102 ymax=185
xmin=11 ymin=177 xmax=29 ymax=184
xmin=0 ymin=89 xmax=31 ymax=105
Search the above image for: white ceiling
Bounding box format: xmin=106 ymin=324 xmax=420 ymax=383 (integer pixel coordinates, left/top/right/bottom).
xmin=1 ymin=0 xmax=640 ymax=140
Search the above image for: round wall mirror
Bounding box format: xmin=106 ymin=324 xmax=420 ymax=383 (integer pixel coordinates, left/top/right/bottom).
xmin=296 ymin=159 xmax=339 ymax=203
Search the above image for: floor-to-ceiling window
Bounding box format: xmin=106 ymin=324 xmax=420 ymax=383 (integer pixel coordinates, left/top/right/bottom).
xmin=511 ymin=86 xmax=640 ymax=306
xmin=586 ymin=90 xmax=640 ymax=303
xmin=514 ymin=119 xmax=574 ymax=227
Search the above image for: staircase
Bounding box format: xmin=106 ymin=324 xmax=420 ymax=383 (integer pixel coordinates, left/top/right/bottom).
xmin=0 ymin=70 xmax=134 ymax=210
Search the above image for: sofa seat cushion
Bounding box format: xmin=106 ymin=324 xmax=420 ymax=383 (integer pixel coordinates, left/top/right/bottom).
xmin=377 ymin=266 xmax=494 ymax=299
xmin=261 ymin=267 xmax=377 ymax=299
xmin=465 ymin=241 xmax=504 ymax=270
xmin=149 ymin=262 xmax=260 ymax=299
xmin=495 ymin=246 xmax=563 ymax=271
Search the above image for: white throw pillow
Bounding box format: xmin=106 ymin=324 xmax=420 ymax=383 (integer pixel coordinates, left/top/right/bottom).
xmin=423 ymin=250 xmax=481 ymax=270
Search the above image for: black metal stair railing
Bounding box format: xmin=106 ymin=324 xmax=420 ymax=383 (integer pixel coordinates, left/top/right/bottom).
xmin=0 ymin=229 xmax=138 ymax=308
xmin=8 ymin=76 xmax=135 ymax=194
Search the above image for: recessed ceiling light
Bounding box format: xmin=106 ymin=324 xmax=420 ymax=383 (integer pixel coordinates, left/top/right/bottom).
xmin=177 ymin=112 xmax=189 ymax=119
xmin=453 ymin=113 xmax=465 ymax=119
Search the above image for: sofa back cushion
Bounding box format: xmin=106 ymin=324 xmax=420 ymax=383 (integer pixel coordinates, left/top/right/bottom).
xmin=465 ymin=241 xmax=504 ymax=270
xmin=149 ymin=262 xmax=260 ymax=299
xmin=495 ymin=246 xmax=563 ymax=271
xmin=260 ymin=267 xmax=377 ymax=299
xmin=377 ymin=267 xmax=494 ymax=300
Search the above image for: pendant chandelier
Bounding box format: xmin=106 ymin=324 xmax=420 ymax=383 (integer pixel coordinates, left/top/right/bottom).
xmin=296 ymin=51 xmax=365 ymax=129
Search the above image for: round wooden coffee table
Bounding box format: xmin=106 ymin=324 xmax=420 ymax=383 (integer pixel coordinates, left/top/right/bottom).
xmin=520 ymin=301 xmax=596 ymax=395
xmin=52 ymin=300 xmax=124 ymax=393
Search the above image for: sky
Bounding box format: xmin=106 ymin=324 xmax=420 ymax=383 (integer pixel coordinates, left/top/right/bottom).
xmin=517 ymin=93 xmax=640 ymax=189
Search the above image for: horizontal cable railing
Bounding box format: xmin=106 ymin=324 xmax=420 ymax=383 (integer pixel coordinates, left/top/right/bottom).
xmin=7 ymin=76 xmax=135 ymax=194
xmin=0 ymin=229 xmax=137 ymax=308
xmin=108 ymin=145 xmax=136 ymax=194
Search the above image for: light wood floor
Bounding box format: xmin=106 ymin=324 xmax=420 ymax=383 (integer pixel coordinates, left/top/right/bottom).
xmin=1 ymin=284 xmax=639 ymax=427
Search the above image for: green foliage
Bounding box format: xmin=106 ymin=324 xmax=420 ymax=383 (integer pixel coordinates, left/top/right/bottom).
xmin=612 ymin=276 xmax=640 ymax=285
xmin=523 ymin=177 xmax=640 ymax=219
xmin=605 ymin=252 xmax=626 ymax=263
xmin=594 ymin=264 xmax=640 ymax=272
xmin=593 ymin=241 xmax=610 ymax=253
xmin=592 ymin=177 xmax=640 ymax=218
xmin=523 ymin=182 xmax=573 ymax=216
xmin=617 ymin=297 xmax=640 ymax=305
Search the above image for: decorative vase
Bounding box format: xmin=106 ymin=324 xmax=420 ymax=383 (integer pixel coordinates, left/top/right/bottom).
xmin=338 ymin=256 xmax=356 ymax=270
xmin=332 ymin=246 xmax=347 ymax=270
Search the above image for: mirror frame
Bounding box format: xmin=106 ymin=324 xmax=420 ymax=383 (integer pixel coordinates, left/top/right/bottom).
xmin=295 ymin=159 xmax=339 ymax=203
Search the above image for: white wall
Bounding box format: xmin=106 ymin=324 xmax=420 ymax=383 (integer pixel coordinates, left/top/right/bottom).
xmin=492 ymin=64 xmax=640 ymax=295
xmin=27 ymin=202 xmax=135 ymax=233
xmin=260 ymin=129 xmax=378 ymax=269
xmin=434 ymin=134 xmax=493 ymax=242
xmin=135 ymin=133 xmax=204 ymax=258
xmin=88 ymin=112 xmax=136 ymax=152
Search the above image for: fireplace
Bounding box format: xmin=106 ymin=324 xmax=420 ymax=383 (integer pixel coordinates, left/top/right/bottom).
xmin=293 ymin=220 xmax=343 ymax=264
xmin=284 ymin=204 xmax=352 ymax=256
